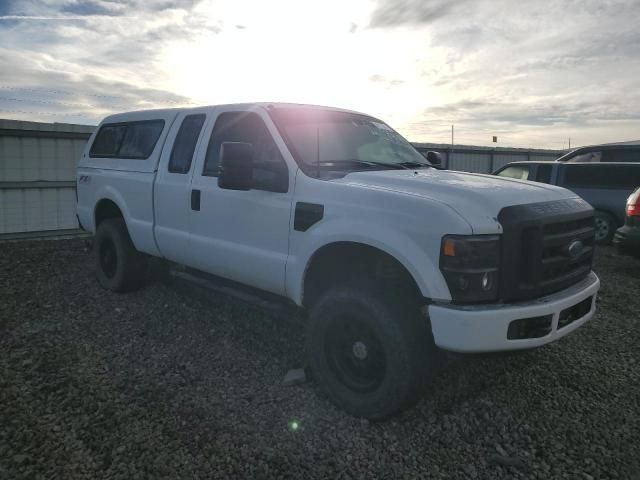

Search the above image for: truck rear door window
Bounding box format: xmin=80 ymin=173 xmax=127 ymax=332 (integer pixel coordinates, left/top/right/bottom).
xmin=564 ymin=164 xmax=640 ymax=189
xmin=169 ymin=114 xmax=206 ymax=173
xmin=90 ymin=120 xmax=165 ymax=159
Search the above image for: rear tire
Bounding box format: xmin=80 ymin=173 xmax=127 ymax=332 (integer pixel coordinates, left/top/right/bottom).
xmin=94 ymin=218 xmax=147 ymax=292
xmin=306 ymin=284 xmax=436 ymax=419
xmin=594 ymin=211 xmax=616 ymax=245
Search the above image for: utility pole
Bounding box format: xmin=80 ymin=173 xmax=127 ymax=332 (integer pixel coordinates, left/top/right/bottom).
xmin=451 ymin=124 xmax=454 ymax=146
xmin=569 ymin=137 xmax=571 ymax=150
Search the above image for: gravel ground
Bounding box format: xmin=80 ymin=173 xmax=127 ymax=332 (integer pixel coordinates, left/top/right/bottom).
xmin=1 ymin=239 xmax=639 ymax=479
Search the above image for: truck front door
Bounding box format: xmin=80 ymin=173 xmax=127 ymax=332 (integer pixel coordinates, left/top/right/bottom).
xmin=188 ymin=108 xmax=294 ymax=296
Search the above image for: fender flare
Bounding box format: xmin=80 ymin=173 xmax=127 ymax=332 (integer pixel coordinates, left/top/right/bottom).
xmin=92 ymin=186 xmax=131 ymax=232
xmin=287 ymin=219 xmax=452 ymax=306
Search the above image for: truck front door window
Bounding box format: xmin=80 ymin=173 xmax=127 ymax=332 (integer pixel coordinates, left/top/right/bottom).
xmin=203 ymin=112 xmax=287 ymax=192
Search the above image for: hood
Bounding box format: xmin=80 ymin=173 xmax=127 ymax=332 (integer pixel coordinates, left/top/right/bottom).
xmin=334 ymin=168 xmax=576 ymax=234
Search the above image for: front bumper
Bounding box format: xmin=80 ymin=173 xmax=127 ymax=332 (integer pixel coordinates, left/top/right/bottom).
xmin=428 ymin=271 xmax=600 ymax=353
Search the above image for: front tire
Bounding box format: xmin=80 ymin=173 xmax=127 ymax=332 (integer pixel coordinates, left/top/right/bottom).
xmin=306 ymin=284 xmax=436 ymax=419
xmin=94 ymin=218 xmax=146 ymax=292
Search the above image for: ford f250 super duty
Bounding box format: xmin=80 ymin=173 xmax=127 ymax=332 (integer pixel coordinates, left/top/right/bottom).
xmin=77 ymin=103 xmax=600 ymax=418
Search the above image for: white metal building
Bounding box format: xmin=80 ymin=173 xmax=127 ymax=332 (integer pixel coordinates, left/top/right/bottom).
xmin=412 ymin=142 xmax=563 ymax=173
xmin=0 ymin=119 xmax=564 ymax=239
xmin=0 ymin=119 xmax=94 ymax=239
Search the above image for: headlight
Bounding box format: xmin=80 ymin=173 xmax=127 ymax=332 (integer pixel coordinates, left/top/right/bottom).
xmin=439 ymin=235 xmax=500 ymax=303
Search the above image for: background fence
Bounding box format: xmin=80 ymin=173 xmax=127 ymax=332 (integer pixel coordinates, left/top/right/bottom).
xmin=0 ymin=120 xmax=565 ymax=238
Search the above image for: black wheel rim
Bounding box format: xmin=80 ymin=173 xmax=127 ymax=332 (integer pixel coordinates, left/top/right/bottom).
xmin=99 ymin=238 xmax=117 ymax=279
xmin=594 ymin=217 xmax=609 ymax=241
xmin=325 ymin=316 xmax=386 ymax=393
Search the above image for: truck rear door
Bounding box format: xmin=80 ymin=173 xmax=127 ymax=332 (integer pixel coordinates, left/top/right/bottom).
xmin=154 ymin=109 xmax=209 ymax=265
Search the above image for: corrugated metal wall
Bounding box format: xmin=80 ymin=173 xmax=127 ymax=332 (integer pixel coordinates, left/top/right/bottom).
xmin=0 ymin=119 xmax=565 ymax=238
xmin=0 ymin=119 xmax=94 ymax=237
xmin=413 ymin=143 xmax=563 ymax=173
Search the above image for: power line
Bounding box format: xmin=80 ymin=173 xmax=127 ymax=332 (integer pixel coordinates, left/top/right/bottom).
xmin=0 ymin=95 xmax=111 ymax=109
xmin=0 ymin=109 xmax=94 ymax=117
xmin=0 ymin=85 xmax=198 ymax=105
xmin=0 ymin=95 xmax=194 ymax=110
xmin=0 ymin=86 xmax=125 ymax=100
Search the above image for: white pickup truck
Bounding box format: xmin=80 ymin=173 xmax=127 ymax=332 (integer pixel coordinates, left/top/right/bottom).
xmin=77 ymin=103 xmax=600 ymax=418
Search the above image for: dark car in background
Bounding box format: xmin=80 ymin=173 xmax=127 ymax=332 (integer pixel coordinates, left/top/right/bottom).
xmin=493 ymin=161 xmax=640 ymax=244
xmin=614 ymin=188 xmax=640 ymax=257
xmin=555 ymin=140 xmax=640 ymax=163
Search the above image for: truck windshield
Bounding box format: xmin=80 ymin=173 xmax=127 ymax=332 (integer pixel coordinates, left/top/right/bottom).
xmin=269 ymin=107 xmax=430 ymax=177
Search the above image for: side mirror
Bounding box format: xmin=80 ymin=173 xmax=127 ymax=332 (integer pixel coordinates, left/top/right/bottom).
xmin=218 ymin=142 xmax=253 ymax=190
xmin=426 ymin=151 xmax=448 ymax=170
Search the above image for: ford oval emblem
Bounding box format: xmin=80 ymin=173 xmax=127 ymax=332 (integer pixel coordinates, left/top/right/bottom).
xmin=567 ymin=240 xmax=584 ymax=258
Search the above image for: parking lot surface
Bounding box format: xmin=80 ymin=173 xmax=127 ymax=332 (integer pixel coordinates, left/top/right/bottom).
xmin=1 ymin=239 xmax=639 ymax=479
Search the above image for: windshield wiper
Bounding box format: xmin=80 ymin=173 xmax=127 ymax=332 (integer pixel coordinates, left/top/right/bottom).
xmin=316 ymin=160 xmax=410 ymax=170
xmin=396 ymin=161 xmax=432 ymax=169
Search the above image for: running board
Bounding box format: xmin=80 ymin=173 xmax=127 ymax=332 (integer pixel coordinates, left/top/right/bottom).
xmin=170 ymin=268 xmax=301 ymax=320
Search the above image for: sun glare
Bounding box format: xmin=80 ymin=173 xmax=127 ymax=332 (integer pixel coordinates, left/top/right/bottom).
xmin=160 ymin=0 xmax=432 ymax=129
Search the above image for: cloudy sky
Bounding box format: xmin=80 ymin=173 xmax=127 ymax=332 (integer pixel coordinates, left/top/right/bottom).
xmin=0 ymin=0 xmax=639 ymax=148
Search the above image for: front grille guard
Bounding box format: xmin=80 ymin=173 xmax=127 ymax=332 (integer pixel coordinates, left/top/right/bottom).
xmin=497 ymin=198 xmax=595 ymax=302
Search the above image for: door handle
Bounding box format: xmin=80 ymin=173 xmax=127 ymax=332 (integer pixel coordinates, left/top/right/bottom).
xmin=191 ymin=189 xmax=201 ymax=211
